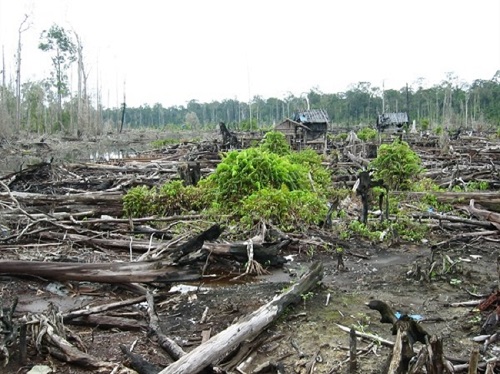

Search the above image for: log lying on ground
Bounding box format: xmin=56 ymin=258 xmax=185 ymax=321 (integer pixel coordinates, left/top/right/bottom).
xmin=0 ymin=190 xmax=124 ymax=216
xmin=202 ymin=239 xmax=290 ymax=266
xmin=402 ymin=191 xmax=500 ymax=213
xmin=158 ymin=261 xmax=323 ymax=374
xmin=468 ymin=199 xmax=500 ymax=230
xmin=0 ymin=260 xmax=201 ymax=283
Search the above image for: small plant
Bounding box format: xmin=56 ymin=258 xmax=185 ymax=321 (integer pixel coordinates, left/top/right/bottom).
xmin=301 ymin=292 xmax=314 ymax=309
xmin=151 ymin=138 xmax=178 ymax=148
xmin=348 ymin=220 xmax=382 ymax=242
xmin=123 ymin=185 xmax=157 ymax=217
xmin=357 ymin=127 xmax=378 ymax=141
xmin=259 ymin=131 xmax=291 ymax=156
xmin=466 ymin=180 xmax=489 ymax=191
xmin=370 ymin=140 xmax=423 ymax=190
xmin=420 ymin=118 xmax=430 ymax=132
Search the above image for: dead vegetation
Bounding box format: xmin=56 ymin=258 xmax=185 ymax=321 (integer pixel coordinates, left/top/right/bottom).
xmin=0 ymin=130 xmax=500 ymax=373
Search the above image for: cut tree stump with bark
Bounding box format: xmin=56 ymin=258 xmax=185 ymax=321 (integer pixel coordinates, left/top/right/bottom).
xmin=158 ymin=261 xmax=324 ymax=374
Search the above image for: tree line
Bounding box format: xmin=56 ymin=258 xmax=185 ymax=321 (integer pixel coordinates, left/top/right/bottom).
xmin=1 ymin=21 xmax=499 ymax=136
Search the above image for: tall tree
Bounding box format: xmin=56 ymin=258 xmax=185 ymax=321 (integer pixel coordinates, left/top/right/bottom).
xmin=39 ymin=24 xmax=76 ymax=132
xmin=74 ymin=31 xmax=89 ymax=136
xmin=16 ymin=14 xmax=31 ymax=131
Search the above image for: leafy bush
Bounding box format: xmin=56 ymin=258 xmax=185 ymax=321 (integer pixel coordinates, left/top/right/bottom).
xmin=370 ymin=140 xmax=423 ymax=190
xmin=123 ymin=186 xmax=158 ymax=217
xmin=123 ymin=181 xmax=202 ymax=218
xmin=124 ymin=135 xmax=334 ymax=231
xmin=260 ymin=131 xmax=290 ymax=156
xmin=151 ymin=138 xmax=178 ymax=148
xmin=356 ymin=127 xmax=378 ymax=141
xmin=204 ymin=147 xmax=310 ymax=206
xmin=239 ymin=186 xmax=327 ymax=230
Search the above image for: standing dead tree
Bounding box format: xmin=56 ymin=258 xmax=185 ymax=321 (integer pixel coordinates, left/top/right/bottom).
xmin=219 ymin=122 xmax=240 ymax=149
xmin=16 ymin=14 xmax=31 ymax=132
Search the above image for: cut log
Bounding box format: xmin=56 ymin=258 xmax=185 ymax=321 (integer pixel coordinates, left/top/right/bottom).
xmin=0 ymin=260 xmax=200 ymax=283
xmin=203 ymin=239 xmax=289 ymax=266
xmin=158 ymin=261 xmax=323 ymax=374
xmin=468 ymin=199 xmax=500 ymax=230
xmin=68 ymin=315 xmax=147 ymax=330
xmin=402 ymin=191 xmax=500 ymax=213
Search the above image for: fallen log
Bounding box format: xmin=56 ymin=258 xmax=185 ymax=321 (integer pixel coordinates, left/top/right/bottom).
xmin=468 ymin=199 xmax=500 ymax=230
xmin=0 ymin=190 xmax=124 ymax=216
xmin=158 ymin=261 xmax=323 ymax=374
xmin=0 ymin=260 xmax=201 ymax=284
xmin=401 ymin=192 xmax=500 ymax=213
xmin=202 ymin=239 xmax=289 ymax=266
xmin=63 ymin=295 xmax=148 ymax=322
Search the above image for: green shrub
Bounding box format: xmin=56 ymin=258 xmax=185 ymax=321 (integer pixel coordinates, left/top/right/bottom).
xmin=239 ymin=186 xmax=327 ymax=230
xmin=260 ymin=131 xmax=290 ymax=156
xmin=370 ymin=140 xmax=423 ymax=190
xmin=123 ymin=186 xmax=158 ymax=217
xmin=356 ymin=127 xmax=378 ymax=141
xmin=205 ymin=147 xmax=310 ymax=207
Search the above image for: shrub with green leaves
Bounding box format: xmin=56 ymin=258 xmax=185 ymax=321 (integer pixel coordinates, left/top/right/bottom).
xmin=370 ymin=140 xmax=423 ymax=190
xmin=356 ymin=127 xmax=378 ymax=141
xmin=123 ymin=181 xmax=203 ymax=218
xmin=204 ymin=147 xmax=310 ymax=206
xmin=259 ymin=131 xmax=291 ymax=156
xmin=123 ymin=185 xmax=158 ymax=217
xmin=238 ymin=186 xmax=327 ymax=230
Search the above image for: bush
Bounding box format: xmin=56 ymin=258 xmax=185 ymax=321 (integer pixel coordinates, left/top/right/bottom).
xmin=239 ymin=187 xmax=327 ymax=230
xmin=260 ymin=131 xmax=290 ymax=156
xmin=204 ymin=147 xmax=310 ymax=206
xmin=370 ymin=140 xmax=423 ymax=190
xmin=356 ymin=127 xmax=378 ymax=141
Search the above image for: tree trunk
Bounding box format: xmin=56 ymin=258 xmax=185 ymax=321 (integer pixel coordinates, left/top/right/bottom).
xmin=158 ymin=261 xmax=323 ymax=374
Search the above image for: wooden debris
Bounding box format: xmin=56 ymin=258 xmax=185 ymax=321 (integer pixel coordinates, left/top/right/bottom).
xmin=145 ymin=292 xmax=186 ymax=361
xmin=23 ymin=303 xmax=114 ymax=370
xmin=0 ymin=259 xmax=201 ymax=283
xmin=0 ymin=297 xmax=18 ymax=367
xmin=158 ymin=261 xmax=323 ymax=374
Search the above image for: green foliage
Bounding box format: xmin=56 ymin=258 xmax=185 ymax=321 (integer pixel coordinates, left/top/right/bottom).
xmin=151 ymin=138 xmax=179 ymax=148
xmin=123 ymin=181 xmax=203 ymax=218
xmin=412 ymin=178 xmax=442 ymax=193
xmin=238 ymin=187 xmax=327 ymax=230
xmin=356 ymin=127 xmax=378 ymax=141
xmin=158 ymin=181 xmax=201 ymax=215
xmin=287 ymin=148 xmax=331 ymax=195
xmin=348 ymin=221 xmax=381 ymax=242
xmin=370 ymin=140 xmax=423 ymax=190
xmin=123 ymin=186 xmax=157 ymax=217
xmin=390 ymin=216 xmax=428 ymax=242
xmin=38 ymin=24 xmax=76 ymax=98
xmin=329 ymin=133 xmax=348 ymax=142
xmin=205 ymin=147 xmax=310 ymax=206
xmin=465 ymin=180 xmax=489 ymax=191
xmin=199 ymin=142 xmax=333 ymax=230
xmin=259 ymin=131 xmax=290 ymax=156
xmin=420 ymin=118 xmax=430 ymax=131
xmin=435 ymin=126 xmax=443 ymax=135
xmin=240 ymin=118 xmax=258 ymax=131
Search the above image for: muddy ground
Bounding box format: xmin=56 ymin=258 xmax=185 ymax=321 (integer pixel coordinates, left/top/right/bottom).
xmin=0 ymin=131 xmax=499 ymax=373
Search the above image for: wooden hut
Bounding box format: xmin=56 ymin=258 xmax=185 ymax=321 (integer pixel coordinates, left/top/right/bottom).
xmin=376 ymin=112 xmax=409 ymax=133
xmin=274 ymin=109 xmax=329 ymax=152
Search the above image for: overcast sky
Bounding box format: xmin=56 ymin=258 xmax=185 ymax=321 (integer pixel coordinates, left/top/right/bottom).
xmin=0 ymin=0 xmax=499 ymax=108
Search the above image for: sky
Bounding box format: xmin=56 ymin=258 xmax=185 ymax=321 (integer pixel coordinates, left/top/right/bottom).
xmin=0 ymin=0 xmax=499 ymax=109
